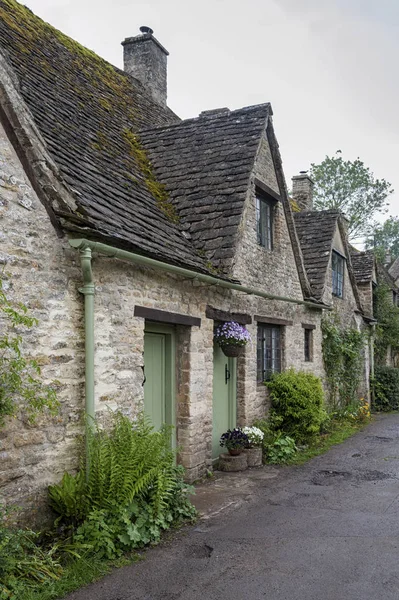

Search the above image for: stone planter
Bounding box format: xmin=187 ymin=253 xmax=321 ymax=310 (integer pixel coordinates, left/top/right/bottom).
xmin=218 ymin=452 xmax=248 ymax=472
xmin=244 ymin=447 xmax=263 ymax=467
xmin=227 ymin=448 xmax=243 ymax=456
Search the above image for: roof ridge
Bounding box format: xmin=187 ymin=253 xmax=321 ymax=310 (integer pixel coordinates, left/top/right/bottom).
xmin=139 ymin=103 xmax=271 ymax=134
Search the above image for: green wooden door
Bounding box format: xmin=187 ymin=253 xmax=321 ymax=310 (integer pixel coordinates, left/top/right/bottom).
xmin=143 ymin=325 xmax=175 ymax=439
xmin=212 ymin=342 xmax=237 ymax=459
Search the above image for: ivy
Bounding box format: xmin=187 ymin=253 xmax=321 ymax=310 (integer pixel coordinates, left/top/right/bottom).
xmin=373 ymin=283 xmax=399 ymax=365
xmin=321 ymin=313 xmax=365 ymax=409
xmin=0 ymin=275 xmax=59 ymax=427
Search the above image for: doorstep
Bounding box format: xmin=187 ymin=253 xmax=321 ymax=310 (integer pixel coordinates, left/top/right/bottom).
xmin=190 ymin=465 xmax=279 ymax=521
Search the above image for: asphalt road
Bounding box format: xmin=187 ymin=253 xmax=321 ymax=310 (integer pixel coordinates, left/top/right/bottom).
xmin=67 ymin=414 xmax=399 ymax=600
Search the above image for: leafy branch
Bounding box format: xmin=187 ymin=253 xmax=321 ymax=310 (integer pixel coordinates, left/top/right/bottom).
xmin=0 ymin=276 xmax=59 ymax=427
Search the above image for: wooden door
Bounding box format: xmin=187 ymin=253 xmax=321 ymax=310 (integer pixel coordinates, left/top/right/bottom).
xmin=143 ymin=324 xmax=175 ymax=441
xmin=212 ymin=342 xmax=237 ymax=459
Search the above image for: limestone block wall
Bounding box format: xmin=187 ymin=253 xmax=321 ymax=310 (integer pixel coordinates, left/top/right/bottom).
xmin=0 ymin=115 xmax=327 ymax=518
xmin=323 ymin=228 xmax=371 ymax=399
xmin=232 ymin=129 xmax=304 ymax=300
xmin=0 ymin=120 xmax=84 ymax=517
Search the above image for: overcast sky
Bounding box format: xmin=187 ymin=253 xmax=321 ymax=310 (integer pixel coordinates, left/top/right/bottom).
xmin=25 ymin=0 xmax=399 ymax=222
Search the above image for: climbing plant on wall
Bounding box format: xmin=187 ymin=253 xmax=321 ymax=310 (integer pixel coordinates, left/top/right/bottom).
xmin=0 ymin=275 xmax=59 ymax=427
xmin=373 ymin=283 xmax=399 ymax=366
xmin=321 ymin=313 xmax=365 ymax=408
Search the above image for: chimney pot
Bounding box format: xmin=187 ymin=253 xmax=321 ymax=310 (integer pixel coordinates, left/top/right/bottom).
xmin=139 ymin=26 xmax=154 ymax=35
xmin=292 ymin=172 xmax=314 ymax=211
xmin=121 ymin=28 xmax=168 ymax=106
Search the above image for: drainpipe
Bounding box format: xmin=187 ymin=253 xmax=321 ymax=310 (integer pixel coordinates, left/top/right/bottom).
xmin=69 ymin=238 xmax=331 ymax=311
xmin=78 ymin=247 xmax=95 ymax=427
xmin=369 ymin=323 xmax=375 ymax=408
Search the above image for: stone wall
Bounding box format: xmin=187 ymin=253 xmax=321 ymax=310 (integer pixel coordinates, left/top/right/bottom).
xmin=0 ymin=116 xmax=327 ymax=520
xmin=230 ymin=127 xmax=323 ymax=417
xmin=0 ymin=120 xmax=84 ymax=520
xmin=323 ymin=227 xmax=371 ymax=399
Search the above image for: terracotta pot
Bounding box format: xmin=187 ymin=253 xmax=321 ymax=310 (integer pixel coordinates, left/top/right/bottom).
xmin=228 ymin=448 xmax=243 ymax=456
xmin=220 ymin=344 xmax=243 ymax=358
xmin=244 ymin=447 xmax=263 ymax=467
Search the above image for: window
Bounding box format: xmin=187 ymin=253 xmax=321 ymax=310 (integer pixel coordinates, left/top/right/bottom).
xmin=256 ymin=195 xmax=273 ymax=250
xmin=304 ymin=328 xmax=313 ymax=362
xmin=332 ymin=251 xmax=345 ymax=298
xmin=257 ymin=324 xmax=282 ymax=382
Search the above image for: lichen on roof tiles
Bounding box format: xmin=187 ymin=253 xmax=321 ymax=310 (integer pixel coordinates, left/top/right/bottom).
xmin=140 ymin=105 xmax=270 ymax=271
xmin=0 ymin=0 xmax=216 ymax=272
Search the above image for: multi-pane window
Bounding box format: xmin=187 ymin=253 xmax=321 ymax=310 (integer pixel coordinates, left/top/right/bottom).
xmin=332 ymin=251 xmax=344 ymax=298
xmin=257 ymin=324 xmax=281 ymax=382
xmin=304 ymin=328 xmax=313 ymax=362
xmin=256 ymin=195 xmax=273 ymax=250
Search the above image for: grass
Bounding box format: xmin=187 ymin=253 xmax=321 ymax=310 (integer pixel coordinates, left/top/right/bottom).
xmin=288 ymin=419 xmax=370 ymax=466
xmin=20 ymin=552 xmax=142 ymax=600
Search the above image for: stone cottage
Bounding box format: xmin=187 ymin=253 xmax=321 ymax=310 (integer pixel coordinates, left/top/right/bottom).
xmin=0 ymin=0 xmax=373 ymax=513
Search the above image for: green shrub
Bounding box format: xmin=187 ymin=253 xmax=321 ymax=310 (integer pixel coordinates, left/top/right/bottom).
xmin=373 ymin=366 xmax=399 ymax=411
xmin=48 ymin=413 xmax=196 ymax=558
xmin=266 ymin=369 xmax=326 ymax=443
xmin=265 ymin=433 xmax=297 ymax=464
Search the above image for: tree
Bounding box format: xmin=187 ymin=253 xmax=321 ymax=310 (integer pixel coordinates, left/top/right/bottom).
xmin=365 ymin=216 xmax=399 ymax=262
xmin=310 ymin=151 xmax=393 ymax=240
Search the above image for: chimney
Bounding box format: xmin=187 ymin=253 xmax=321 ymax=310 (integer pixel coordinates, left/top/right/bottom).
xmin=291 ymin=171 xmax=314 ymax=211
xmin=121 ymin=26 xmax=169 ymax=106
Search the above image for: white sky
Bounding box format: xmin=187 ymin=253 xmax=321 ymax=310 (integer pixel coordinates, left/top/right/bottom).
xmin=24 ymin=0 xmax=399 ymax=220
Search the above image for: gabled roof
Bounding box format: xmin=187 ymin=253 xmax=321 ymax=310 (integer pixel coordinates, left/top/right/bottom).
xmin=140 ymin=105 xmax=270 ymax=269
xmin=350 ymin=250 xmax=375 ymax=284
xmin=0 ymin=0 xmax=217 ymax=273
xmin=293 ymin=210 xmax=340 ymax=300
xmin=388 ymin=256 xmax=399 ymax=282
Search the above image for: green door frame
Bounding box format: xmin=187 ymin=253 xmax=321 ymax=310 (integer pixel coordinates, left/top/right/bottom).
xmin=144 ymin=322 xmax=176 ymax=449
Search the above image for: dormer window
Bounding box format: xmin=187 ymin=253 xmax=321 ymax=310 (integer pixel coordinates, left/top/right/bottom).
xmin=332 ymin=251 xmax=345 ymax=298
xmin=256 ymin=194 xmax=273 ymax=250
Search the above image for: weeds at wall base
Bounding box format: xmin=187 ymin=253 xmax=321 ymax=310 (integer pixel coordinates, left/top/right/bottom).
xmin=18 ymin=551 xmax=143 ymax=600
xmin=287 ymin=419 xmax=370 ymax=466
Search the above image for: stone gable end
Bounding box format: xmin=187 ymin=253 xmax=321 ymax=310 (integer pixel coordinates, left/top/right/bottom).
xmin=232 ymin=127 xmax=304 ymax=301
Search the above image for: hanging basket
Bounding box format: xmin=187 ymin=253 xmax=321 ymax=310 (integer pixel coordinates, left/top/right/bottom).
xmin=220 ymin=344 xmax=243 ymax=358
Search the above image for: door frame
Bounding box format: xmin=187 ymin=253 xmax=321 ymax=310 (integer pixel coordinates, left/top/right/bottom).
xmin=144 ymin=322 xmax=176 ymax=449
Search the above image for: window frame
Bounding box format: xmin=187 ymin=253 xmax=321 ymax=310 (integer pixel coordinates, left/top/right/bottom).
xmin=257 ymin=323 xmax=282 ymax=383
xmin=255 ymin=194 xmax=274 ymax=250
xmin=304 ymin=328 xmax=313 ymax=362
xmin=332 ymin=251 xmax=345 ymax=298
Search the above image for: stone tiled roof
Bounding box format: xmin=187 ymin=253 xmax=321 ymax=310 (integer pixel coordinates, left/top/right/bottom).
xmin=293 ymin=210 xmax=340 ymax=300
xmin=140 ymin=105 xmax=270 ymax=270
xmin=350 ymin=250 xmax=375 ymax=284
xmin=0 ymin=0 xmax=220 ymax=273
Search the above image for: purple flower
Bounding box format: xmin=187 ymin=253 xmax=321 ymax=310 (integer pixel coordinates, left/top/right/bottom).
xmin=214 ymin=321 xmax=251 ymax=347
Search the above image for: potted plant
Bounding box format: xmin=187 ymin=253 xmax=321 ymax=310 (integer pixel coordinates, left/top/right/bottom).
xmin=219 ymin=428 xmax=249 ymax=456
xmin=214 ymin=321 xmax=251 ymax=357
xmin=242 ymin=426 xmax=264 ymax=467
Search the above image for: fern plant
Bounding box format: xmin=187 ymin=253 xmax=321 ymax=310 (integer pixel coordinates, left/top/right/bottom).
xmin=48 ymin=413 xmax=195 ymax=531
xmin=48 ymin=414 xmax=196 ymax=558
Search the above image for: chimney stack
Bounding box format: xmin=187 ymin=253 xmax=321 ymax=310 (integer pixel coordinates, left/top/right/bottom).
xmin=292 ymin=171 xmax=314 ymax=211
xmin=121 ymin=26 xmax=169 ymax=106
